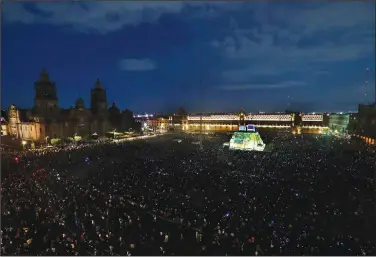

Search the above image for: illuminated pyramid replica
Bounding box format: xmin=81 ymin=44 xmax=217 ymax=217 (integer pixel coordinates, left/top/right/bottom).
xmin=229 ymin=124 xmax=266 ymax=152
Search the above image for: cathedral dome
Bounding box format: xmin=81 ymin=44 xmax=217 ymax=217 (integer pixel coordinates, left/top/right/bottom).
xmin=75 ymin=98 xmax=85 ymax=109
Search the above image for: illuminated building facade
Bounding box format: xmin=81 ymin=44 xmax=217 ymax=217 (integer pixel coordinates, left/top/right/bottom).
xmin=143 ymin=116 xmax=170 ymax=133
xmin=1 ymin=111 xmax=9 ymax=136
xmin=3 ymin=105 xmax=46 ymax=142
xmin=134 ymin=110 xmax=184 ymax=132
xmin=356 ymin=104 xmax=376 ymax=145
xmin=182 ymin=111 xmax=332 ymax=134
xmin=183 ymin=112 xmax=295 ymax=132
xmin=3 ymin=69 xmax=137 ymax=144
xmin=134 ymin=114 xmax=154 ymax=123
xmin=169 ymin=114 xmax=184 ymax=131
xmin=328 ymin=113 xmax=350 ymax=133
xmin=295 ymin=113 xmax=329 ymax=134
xmin=29 ymin=70 xmax=110 ymax=140
xmin=135 ymin=110 xmax=329 ymax=134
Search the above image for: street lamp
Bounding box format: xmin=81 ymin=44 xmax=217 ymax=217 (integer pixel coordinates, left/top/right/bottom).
xmin=22 ymin=140 xmax=27 ymax=150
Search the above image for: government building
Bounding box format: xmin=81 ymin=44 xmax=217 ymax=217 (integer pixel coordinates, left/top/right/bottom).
xmin=355 ymin=104 xmax=376 ymax=145
xmin=182 ymin=111 xmax=329 ymax=134
xmin=1 ymin=69 xmax=137 ymax=146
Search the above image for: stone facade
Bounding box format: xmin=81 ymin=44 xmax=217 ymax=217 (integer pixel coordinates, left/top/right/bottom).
xmin=356 ymin=104 xmax=376 ymax=145
xmin=2 ymin=105 xmax=46 ymax=143
xmin=183 ymin=112 xmax=295 ymax=132
xmin=3 ymin=69 xmax=138 ymax=143
xmin=1 ymin=117 xmax=8 ymax=136
xmin=30 ymin=69 xmax=111 ymax=140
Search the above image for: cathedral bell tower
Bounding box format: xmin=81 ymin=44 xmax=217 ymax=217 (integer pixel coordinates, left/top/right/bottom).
xmin=75 ymin=98 xmax=85 ymax=110
xmin=8 ymin=104 xmax=20 ymax=137
xmin=90 ymin=79 xmax=108 ymax=135
xmin=34 ymin=69 xmax=59 ymax=115
xmin=90 ymin=79 xmax=108 ymax=115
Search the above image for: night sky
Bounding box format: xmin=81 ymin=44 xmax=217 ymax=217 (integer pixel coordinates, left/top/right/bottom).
xmin=2 ymin=1 xmax=375 ymax=113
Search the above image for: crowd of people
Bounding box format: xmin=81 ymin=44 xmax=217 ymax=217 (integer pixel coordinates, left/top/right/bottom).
xmin=1 ymin=132 xmax=375 ymax=255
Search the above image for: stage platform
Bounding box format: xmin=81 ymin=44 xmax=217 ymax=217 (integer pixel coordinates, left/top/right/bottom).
xmin=229 ymin=131 xmax=266 ymax=152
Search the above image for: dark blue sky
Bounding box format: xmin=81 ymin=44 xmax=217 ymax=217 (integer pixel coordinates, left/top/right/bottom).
xmin=2 ymin=1 xmax=375 ymax=113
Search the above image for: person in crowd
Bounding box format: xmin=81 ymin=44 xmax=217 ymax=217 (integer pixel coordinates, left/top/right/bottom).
xmin=1 ymin=133 xmax=375 ymax=255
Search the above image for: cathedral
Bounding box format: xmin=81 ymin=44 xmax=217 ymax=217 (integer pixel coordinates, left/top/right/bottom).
xmin=1 ymin=69 xmax=136 ymax=144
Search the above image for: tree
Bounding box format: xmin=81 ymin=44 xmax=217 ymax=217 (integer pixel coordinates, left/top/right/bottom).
xmin=121 ymin=109 xmax=141 ymax=132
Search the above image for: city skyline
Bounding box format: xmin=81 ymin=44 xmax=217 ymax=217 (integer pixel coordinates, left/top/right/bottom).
xmin=2 ymin=1 xmax=375 ymax=113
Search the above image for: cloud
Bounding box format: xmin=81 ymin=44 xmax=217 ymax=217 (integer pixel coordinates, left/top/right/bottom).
xmin=212 ymin=2 xmax=375 ymax=79
xmin=3 ymin=2 xmax=235 ymax=34
xmin=269 ymin=2 xmax=375 ymax=35
xmin=214 ymin=27 xmax=373 ymax=66
xmin=119 ymin=58 xmax=157 ymax=71
xmin=4 ymin=2 xmax=186 ymax=34
xmin=219 ymin=81 xmax=306 ymax=91
xmin=3 ymin=3 xmax=38 ymax=23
